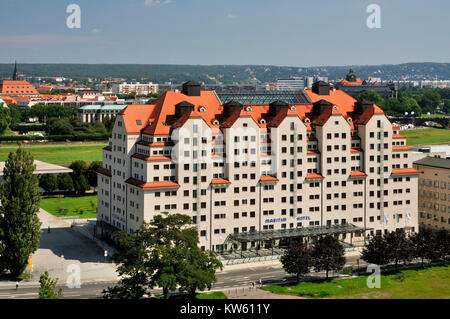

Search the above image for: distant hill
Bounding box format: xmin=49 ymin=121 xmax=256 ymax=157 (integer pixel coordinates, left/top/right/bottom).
xmin=0 ymin=62 xmax=448 ymax=84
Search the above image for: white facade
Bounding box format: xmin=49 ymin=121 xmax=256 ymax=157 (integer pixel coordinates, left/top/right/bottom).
xmin=96 ymin=86 xmax=419 ymax=252
xmin=111 ymin=82 xmax=159 ymax=95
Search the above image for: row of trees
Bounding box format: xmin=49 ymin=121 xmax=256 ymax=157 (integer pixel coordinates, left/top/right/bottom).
xmin=39 ymin=160 xmax=101 ymax=195
xmin=357 ymin=87 xmax=448 ymax=117
xmin=103 ymin=213 xmax=223 ymax=299
xmin=281 ymin=235 xmax=345 ymax=281
xmin=281 ymin=228 xmax=450 ymax=282
xmin=1 ymin=103 xmax=115 ymax=138
xmin=361 ymin=228 xmax=449 ymax=269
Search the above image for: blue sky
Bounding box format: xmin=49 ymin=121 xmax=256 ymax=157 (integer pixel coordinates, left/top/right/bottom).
xmin=0 ymin=0 xmax=449 ymax=66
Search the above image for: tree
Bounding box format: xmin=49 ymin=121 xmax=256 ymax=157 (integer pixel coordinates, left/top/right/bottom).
xmin=357 ymin=90 xmax=384 ymax=106
xmin=361 ymin=234 xmax=390 ymax=266
xmin=39 ymin=174 xmax=58 ymax=194
xmin=385 ymin=229 xmax=414 ymax=270
xmin=39 ymin=271 xmax=63 ymax=299
xmin=280 ymin=241 xmax=312 ymax=282
xmin=410 ymin=229 xmax=438 ymax=267
xmin=102 ymin=230 xmax=150 ymax=299
xmin=47 ymin=117 xmax=74 ymax=135
xmin=0 ymin=147 xmax=42 ymax=277
xmin=177 ymin=232 xmax=223 ymax=298
xmin=311 ymin=235 xmax=346 ymax=279
xmin=434 ymin=229 xmax=450 ymax=263
xmin=0 ymin=106 xmax=11 ymax=134
xmin=57 ymin=173 xmax=73 ymax=192
xmin=103 ymin=213 xmax=222 ymax=299
xmin=69 ymin=161 xmax=90 ymax=194
xmin=87 ymin=161 xmax=102 ymax=190
xmin=7 ymin=104 xmax=21 ymax=125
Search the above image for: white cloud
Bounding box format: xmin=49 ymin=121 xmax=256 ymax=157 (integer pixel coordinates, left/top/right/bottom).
xmin=91 ymin=28 xmax=102 ymax=33
xmin=145 ymin=0 xmax=172 ymax=6
xmin=227 ymin=13 xmax=238 ymax=19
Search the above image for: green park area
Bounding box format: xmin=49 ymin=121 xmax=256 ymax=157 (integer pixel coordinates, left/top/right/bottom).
xmin=0 ymin=142 xmax=106 ymax=166
xmin=40 ymin=194 xmax=98 ymax=219
xmin=261 ymin=265 xmax=449 ymax=299
xmin=401 ymin=128 xmax=450 ymax=146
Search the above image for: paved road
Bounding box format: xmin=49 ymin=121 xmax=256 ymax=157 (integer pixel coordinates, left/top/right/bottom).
xmin=0 ymin=255 xmax=366 ymax=299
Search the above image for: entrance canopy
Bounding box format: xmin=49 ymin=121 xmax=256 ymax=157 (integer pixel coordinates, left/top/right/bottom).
xmin=225 ymin=224 xmax=371 ymax=244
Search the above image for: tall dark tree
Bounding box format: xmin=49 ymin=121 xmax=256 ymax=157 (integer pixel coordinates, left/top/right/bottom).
xmin=385 ymin=229 xmax=414 ymax=270
xmin=39 ymin=174 xmax=58 ymax=194
xmin=0 ymin=147 xmax=42 ymax=277
xmin=280 ymin=241 xmax=312 ymax=282
xmin=361 ymin=234 xmax=390 ymax=266
xmin=410 ymin=229 xmax=438 ymax=267
xmin=311 ymin=235 xmax=346 ymax=279
xmin=69 ymin=160 xmax=90 ymax=194
xmin=434 ymin=229 xmax=450 ymax=263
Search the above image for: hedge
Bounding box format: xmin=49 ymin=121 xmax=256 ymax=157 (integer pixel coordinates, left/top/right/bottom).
xmin=10 ymin=124 xmax=47 ymax=132
xmin=0 ymin=134 xmax=110 ymax=142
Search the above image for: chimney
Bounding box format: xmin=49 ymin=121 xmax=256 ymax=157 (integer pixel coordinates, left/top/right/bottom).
xmin=312 ymin=81 xmax=330 ymax=95
xmin=355 ymin=99 xmax=374 ymax=114
xmin=175 ymin=101 xmax=195 ymax=117
xmin=269 ymin=100 xmax=289 ymax=116
xmin=182 ymin=80 xmax=201 ymax=96
xmin=223 ymin=100 xmax=243 ymax=117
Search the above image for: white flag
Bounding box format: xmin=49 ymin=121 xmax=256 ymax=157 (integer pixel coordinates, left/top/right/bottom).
xmin=406 ymin=212 xmax=411 ymax=223
xmin=384 ymin=213 xmax=389 ymax=225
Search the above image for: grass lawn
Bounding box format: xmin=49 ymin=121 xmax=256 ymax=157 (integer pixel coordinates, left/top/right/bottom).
xmin=420 ymin=113 xmax=448 ymax=118
xmin=196 ymin=291 xmax=228 ymax=299
xmin=0 ymin=142 xmax=106 ymax=166
xmin=261 ymin=265 xmax=450 ymax=299
xmin=401 ymin=128 xmax=450 ymax=146
xmin=40 ymin=194 xmax=98 ymax=219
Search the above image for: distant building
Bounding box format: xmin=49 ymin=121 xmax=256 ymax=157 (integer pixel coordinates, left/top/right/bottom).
xmin=78 ymin=103 xmax=127 ymax=123
xmin=414 ymin=157 xmax=450 ymax=231
xmin=334 ymin=66 xmax=397 ymax=99
xmin=0 ymin=62 xmax=39 ymax=96
xmin=276 ymin=77 xmax=305 ymax=91
xmin=111 ymin=82 xmax=158 ymax=96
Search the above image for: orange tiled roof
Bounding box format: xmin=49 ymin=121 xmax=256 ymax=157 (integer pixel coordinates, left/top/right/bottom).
xmin=0 ymin=80 xmax=39 ymax=95
xmin=125 ymin=178 xmax=180 ymax=189
xmin=210 ymin=178 xmax=231 ymax=185
xmin=305 ymin=173 xmax=324 ymax=180
xmin=391 ymin=168 xmax=420 ymax=175
xmin=259 ymin=176 xmax=279 ymax=182
xmin=351 ymin=148 xmax=362 ymax=153
xmin=307 ymin=150 xmax=320 ymax=155
xmin=136 ymin=141 xmax=174 ymax=147
xmin=349 ymin=171 xmax=367 ymax=178
xmin=392 ymin=134 xmax=406 ymax=139
xmin=392 ymin=146 xmax=413 ymax=151
xmin=131 ymin=154 xmax=172 ymax=162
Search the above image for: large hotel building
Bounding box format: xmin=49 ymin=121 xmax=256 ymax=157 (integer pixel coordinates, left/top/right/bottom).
xmin=96 ymin=81 xmax=419 ymax=252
